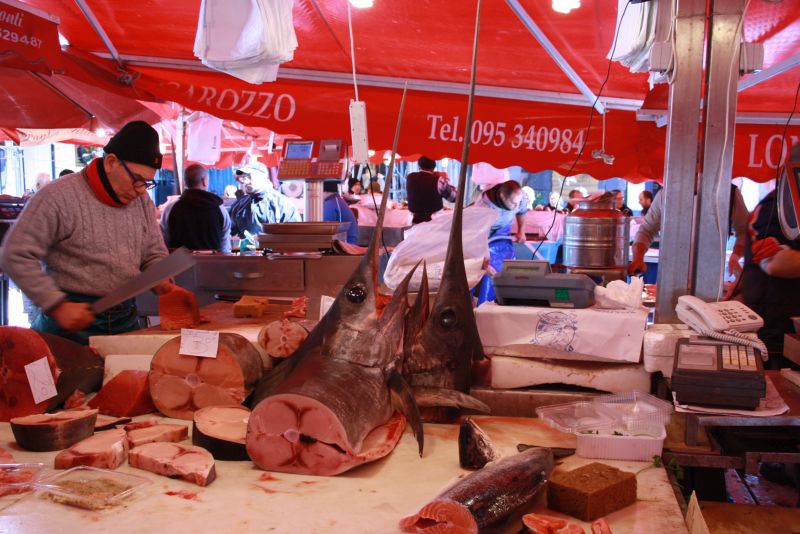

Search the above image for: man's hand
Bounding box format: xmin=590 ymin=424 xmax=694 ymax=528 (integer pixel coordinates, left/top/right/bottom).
xmin=514 ymin=229 xmax=526 ymax=243
xmin=628 ymin=242 xmax=649 ymax=275
xmin=50 ymin=301 xmax=95 ymax=332
xmin=628 ymin=258 xmax=647 ymax=275
xmin=751 ymin=237 xmax=785 ymax=264
xmin=152 ymin=281 xmax=177 ymax=295
xmin=727 ymin=253 xmax=742 ymax=279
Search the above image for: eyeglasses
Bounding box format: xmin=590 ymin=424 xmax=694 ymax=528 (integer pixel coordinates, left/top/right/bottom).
xmin=120 ymin=160 xmax=157 ymax=191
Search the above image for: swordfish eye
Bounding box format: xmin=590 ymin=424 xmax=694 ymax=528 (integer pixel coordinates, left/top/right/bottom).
xmin=439 ymin=308 xmax=459 ymax=330
xmin=346 ymin=285 xmax=367 ymax=304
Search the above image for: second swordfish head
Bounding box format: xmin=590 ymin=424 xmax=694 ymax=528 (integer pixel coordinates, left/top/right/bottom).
xmin=402 ymin=201 xmax=488 ymax=422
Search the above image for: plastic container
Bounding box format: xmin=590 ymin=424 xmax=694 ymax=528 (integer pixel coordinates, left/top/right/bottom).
xmin=576 ymin=424 xmax=667 ymax=461
xmin=38 ymin=466 xmax=151 ymax=510
xmin=537 ymin=392 xmax=673 ymax=434
xmin=592 ymin=391 xmax=674 ymax=431
xmin=0 ymin=463 xmax=45 ymax=494
xmin=535 ymin=401 xmax=618 ymax=434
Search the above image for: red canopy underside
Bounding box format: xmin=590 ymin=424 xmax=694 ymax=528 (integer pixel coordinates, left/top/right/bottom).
xmin=9 ymin=0 xmax=800 ymax=182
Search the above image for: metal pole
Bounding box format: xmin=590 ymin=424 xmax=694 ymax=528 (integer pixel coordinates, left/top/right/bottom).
xmin=655 ymin=0 xmax=707 ymax=322
xmin=175 ymin=109 xmax=186 ymax=194
xmin=504 ymin=0 xmax=605 ymax=114
xmin=693 ymin=0 xmax=748 ymax=300
xmin=73 ymin=0 xmax=123 ymax=66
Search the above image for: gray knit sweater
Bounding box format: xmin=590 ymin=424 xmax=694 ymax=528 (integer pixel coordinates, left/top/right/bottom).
xmin=0 ymin=170 xmax=168 ymax=312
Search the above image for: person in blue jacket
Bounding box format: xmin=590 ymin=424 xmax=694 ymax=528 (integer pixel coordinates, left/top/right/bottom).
xmin=473 ymin=180 xmax=528 ymax=305
xmin=323 ymin=179 xmax=359 ymax=244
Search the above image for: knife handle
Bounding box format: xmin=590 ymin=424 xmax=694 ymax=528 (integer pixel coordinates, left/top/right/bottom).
xmin=233 ymin=272 xmax=264 ymax=280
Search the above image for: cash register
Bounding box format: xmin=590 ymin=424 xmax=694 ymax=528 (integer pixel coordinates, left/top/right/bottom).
xmin=493 ymin=260 xmax=596 ymax=308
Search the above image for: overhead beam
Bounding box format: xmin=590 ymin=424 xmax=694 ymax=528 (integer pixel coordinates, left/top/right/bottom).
xmin=74 ymin=0 xmax=122 ymax=65
xmin=504 ymin=0 xmax=606 ymax=114
xmin=738 ymin=52 xmax=800 ymax=93
xmin=93 ymin=52 xmax=643 ymax=111
xmin=636 ymin=109 xmax=800 ymax=126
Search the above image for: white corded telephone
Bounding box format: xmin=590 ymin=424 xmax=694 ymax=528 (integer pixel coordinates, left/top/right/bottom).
xmin=676 ymin=295 xmax=769 ymax=360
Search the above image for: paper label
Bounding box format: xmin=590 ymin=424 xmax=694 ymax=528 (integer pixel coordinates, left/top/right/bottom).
xmin=320 ymin=295 xmax=336 ymax=318
xmin=179 ymin=329 xmax=220 ymax=358
xmin=24 ymin=357 xmax=58 ymax=405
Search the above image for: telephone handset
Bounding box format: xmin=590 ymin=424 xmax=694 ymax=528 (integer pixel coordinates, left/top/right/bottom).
xmin=676 ymin=295 xmax=768 ymax=360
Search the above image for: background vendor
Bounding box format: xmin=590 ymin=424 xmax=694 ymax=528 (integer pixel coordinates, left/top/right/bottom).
xmin=0 ymin=121 xmax=173 ymax=344
xmin=406 ymin=156 xmax=456 ymax=225
xmin=323 ymin=179 xmax=359 ymax=244
xmin=473 ymin=180 xmax=528 ymax=305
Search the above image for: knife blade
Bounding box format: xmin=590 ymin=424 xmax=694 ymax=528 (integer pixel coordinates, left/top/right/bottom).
xmin=91 ymin=248 xmax=196 ymax=314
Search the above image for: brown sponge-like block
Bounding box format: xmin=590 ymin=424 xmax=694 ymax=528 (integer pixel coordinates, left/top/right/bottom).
xmin=547 ymin=462 xmax=637 ymax=521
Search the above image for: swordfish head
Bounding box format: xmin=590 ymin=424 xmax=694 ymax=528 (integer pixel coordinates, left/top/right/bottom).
xmin=320 ymin=201 xmax=412 ymax=369
xmin=402 ymin=185 xmax=487 ymax=421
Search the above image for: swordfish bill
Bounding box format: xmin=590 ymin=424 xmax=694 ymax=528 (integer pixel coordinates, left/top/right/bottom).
xmin=246 ymin=85 xmax=425 ymax=475
xmin=401 ymin=0 xmax=488 ymax=421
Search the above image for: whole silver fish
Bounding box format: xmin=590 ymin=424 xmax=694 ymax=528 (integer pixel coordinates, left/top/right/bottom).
xmin=400 ymin=447 xmax=555 ymax=532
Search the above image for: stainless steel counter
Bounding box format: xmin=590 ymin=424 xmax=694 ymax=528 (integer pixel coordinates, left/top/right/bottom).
xmin=137 ymin=253 xmax=361 ymax=316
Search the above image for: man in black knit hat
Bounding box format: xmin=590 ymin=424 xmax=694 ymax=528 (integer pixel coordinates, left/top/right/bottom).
xmin=161 ymin=164 xmax=231 ymax=252
xmin=0 ymin=120 xmax=173 ymax=344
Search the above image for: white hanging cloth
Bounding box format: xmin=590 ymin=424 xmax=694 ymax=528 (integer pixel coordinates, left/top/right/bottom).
xmin=607 ymin=0 xmax=657 ymax=74
xmin=186 ymin=113 xmax=223 ymax=165
xmin=194 ymin=0 xmax=298 ymax=84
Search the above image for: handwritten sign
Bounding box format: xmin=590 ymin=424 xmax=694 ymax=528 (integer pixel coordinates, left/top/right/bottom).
xmin=24 ymin=357 xmax=57 ymax=405
xmin=179 ymin=329 xmax=220 ymax=358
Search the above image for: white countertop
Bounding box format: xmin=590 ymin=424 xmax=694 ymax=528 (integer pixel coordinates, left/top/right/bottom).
xmin=0 ymin=415 xmax=687 ymax=534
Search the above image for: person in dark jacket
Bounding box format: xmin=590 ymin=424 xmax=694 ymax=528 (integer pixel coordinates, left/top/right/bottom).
xmin=161 ymin=164 xmax=231 ymax=252
xmin=406 ymin=155 xmax=456 ymax=225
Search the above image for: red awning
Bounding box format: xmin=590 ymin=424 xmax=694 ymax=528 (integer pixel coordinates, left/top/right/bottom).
xmin=0 ymin=0 xmax=62 ymax=74
xmin=9 ymin=0 xmax=800 ymax=182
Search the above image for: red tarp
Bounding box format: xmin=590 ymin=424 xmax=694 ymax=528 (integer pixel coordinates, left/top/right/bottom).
xmin=0 ymin=0 xmax=61 ymax=74
xmin=9 ymin=0 xmax=800 ymax=181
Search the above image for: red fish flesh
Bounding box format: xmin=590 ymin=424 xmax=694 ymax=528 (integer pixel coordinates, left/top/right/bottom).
xmin=129 ymin=442 xmax=216 ymax=486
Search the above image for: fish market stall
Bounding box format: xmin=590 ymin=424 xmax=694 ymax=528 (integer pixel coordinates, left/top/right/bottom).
xmin=0 ymin=415 xmax=687 ymax=534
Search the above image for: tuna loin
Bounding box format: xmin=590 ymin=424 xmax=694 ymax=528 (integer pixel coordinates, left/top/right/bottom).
xmin=458 ymin=418 xmax=499 ymax=469
xmin=10 ymin=409 xmax=98 ymax=452
xmin=54 ymin=428 xmax=128 ymax=469
xmin=126 ymin=423 xmax=188 ymax=448
xmin=0 ymin=327 xmax=60 ymax=421
xmin=149 ymin=332 xmax=262 ymax=420
xmin=400 ymin=447 xmax=555 ymax=533
xmin=129 ymin=442 xmax=216 ymax=486
xmin=192 ymin=405 xmax=250 ymax=461
xmin=88 ymin=369 xmax=155 ymax=417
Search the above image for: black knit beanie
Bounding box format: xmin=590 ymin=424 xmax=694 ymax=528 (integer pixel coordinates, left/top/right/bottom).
xmin=104 ymin=121 xmax=163 ymax=169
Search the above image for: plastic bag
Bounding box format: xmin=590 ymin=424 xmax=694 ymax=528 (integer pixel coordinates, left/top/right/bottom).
xmin=594 ymin=277 xmax=644 ymax=310
xmin=384 ymin=207 xmax=495 ymax=292
xmin=194 ymin=0 xmax=297 ymax=83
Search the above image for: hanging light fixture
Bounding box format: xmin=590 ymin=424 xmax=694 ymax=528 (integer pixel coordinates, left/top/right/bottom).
xmin=349 ymin=0 xmax=374 ymax=8
xmin=552 ymin=0 xmax=580 ymax=14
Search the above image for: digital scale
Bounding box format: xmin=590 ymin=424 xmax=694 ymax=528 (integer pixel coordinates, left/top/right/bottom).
xmin=493 ymin=260 xmax=596 ymax=308
xmin=277 ymin=139 xmax=346 ymax=222
xmin=277 ymin=139 xmax=345 ymax=180
xmin=671 ymin=338 xmax=766 ymax=410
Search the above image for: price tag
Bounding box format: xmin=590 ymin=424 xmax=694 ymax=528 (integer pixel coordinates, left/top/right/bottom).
xmin=319 ymin=295 xmax=335 ymax=318
xmin=24 ymin=357 xmax=58 ymax=405
xmin=179 ymin=329 xmax=220 ymax=358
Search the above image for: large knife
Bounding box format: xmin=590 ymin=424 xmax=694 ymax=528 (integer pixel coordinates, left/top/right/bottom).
xmin=91 ymin=248 xmax=196 ymax=314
